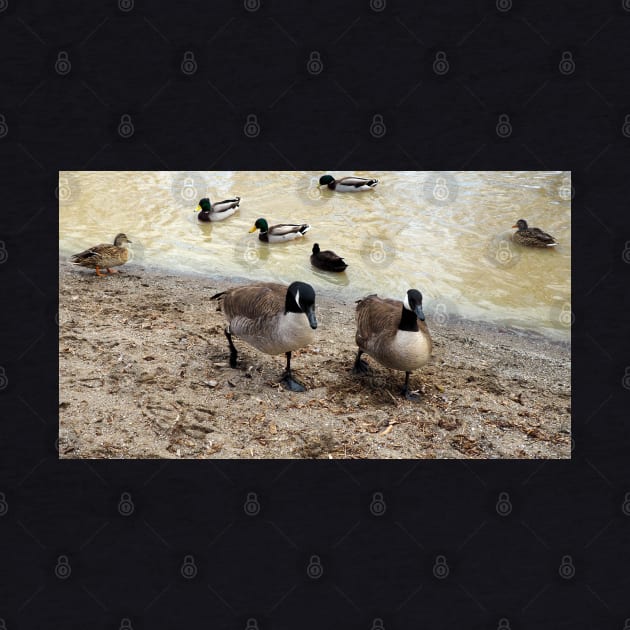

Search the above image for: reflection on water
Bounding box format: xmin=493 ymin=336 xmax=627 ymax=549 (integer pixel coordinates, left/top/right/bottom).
xmin=59 ymin=171 xmax=571 ymax=339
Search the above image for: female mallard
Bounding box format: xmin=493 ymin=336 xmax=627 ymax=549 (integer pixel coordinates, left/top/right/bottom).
xmin=70 ymin=233 xmax=132 ymax=276
xmin=196 ymin=196 xmax=240 ymax=222
xmin=211 ymin=282 xmax=318 ymax=392
xmin=310 ymin=243 xmax=348 ymax=272
xmin=249 ymin=218 xmax=311 ymax=243
xmin=512 ymin=219 xmax=558 ymax=248
xmin=319 ymin=174 xmax=378 ymax=191
xmin=353 ymin=289 xmax=432 ymax=401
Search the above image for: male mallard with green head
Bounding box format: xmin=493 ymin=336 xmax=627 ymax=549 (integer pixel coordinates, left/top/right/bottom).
xmin=249 ymin=218 xmax=311 ymax=243
xmin=196 ymin=197 xmax=240 ymax=222
xmin=319 ymin=174 xmax=378 ymax=191
xmin=70 ymin=233 xmax=132 ymax=276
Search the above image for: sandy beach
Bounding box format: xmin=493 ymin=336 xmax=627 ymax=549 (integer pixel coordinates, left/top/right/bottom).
xmin=58 ymin=260 xmax=571 ymax=459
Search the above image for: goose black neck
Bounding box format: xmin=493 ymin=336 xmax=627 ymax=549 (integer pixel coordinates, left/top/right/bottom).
xmin=398 ymin=306 xmax=419 ymax=332
xmin=285 ymin=292 xmax=301 ymax=314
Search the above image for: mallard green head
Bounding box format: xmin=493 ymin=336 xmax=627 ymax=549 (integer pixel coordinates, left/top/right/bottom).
xmin=513 ymin=219 xmax=528 ymax=230
xmin=197 ymin=198 xmax=212 ymax=213
xmin=319 ymin=175 xmax=335 ymax=186
xmin=249 ymin=218 xmax=269 ymax=233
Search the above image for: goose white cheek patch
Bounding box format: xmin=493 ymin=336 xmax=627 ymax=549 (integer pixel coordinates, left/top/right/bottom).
xmin=403 ymin=293 xmax=411 ymax=311
xmin=294 ymin=289 xmax=301 ymax=310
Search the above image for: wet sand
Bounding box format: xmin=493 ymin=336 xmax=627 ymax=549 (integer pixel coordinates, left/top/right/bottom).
xmin=58 ymin=260 xmax=571 ymax=459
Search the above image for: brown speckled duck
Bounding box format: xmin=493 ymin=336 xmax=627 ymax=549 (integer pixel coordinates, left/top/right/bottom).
xmin=70 ymin=233 xmax=132 ymax=276
xmin=512 ymin=219 xmax=557 ymax=248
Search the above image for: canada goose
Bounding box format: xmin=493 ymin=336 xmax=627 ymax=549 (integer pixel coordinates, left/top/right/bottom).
xmin=310 ymin=243 xmax=348 ymax=272
xmin=318 ymin=174 xmax=378 ymax=191
xmin=196 ymin=196 xmax=240 ymax=221
xmin=249 ymin=218 xmax=311 ymax=243
xmin=211 ymin=282 xmax=318 ymax=392
xmin=512 ymin=219 xmax=558 ymax=247
xmin=353 ymin=289 xmax=432 ymax=400
xmin=70 ymin=233 xmax=132 ymax=276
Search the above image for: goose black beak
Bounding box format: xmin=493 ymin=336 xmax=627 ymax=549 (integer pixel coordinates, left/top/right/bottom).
xmin=306 ymin=306 xmax=318 ymax=329
xmin=415 ymin=305 xmax=425 ymax=322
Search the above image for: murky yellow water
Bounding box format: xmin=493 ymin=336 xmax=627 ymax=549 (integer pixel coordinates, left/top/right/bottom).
xmin=59 ymin=171 xmax=571 ymax=339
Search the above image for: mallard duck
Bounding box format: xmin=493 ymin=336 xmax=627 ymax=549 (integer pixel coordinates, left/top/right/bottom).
xmin=319 ymin=174 xmax=378 ymax=191
xmin=211 ymin=282 xmax=318 ymax=392
xmin=512 ymin=219 xmax=558 ymax=247
xmin=70 ymin=233 xmax=132 ymax=276
xmin=196 ymin=197 xmax=240 ymax=222
xmin=353 ymin=289 xmax=432 ymax=401
xmin=249 ymin=218 xmax=311 ymax=243
xmin=310 ymin=243 xmax=348 ymax=272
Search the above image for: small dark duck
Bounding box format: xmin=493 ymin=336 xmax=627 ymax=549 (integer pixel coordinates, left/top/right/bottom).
xmin=310 ymin=243 xmax=348 ymax=272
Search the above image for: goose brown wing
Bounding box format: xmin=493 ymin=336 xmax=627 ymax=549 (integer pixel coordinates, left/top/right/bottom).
xmin=221 ymin=283 xmax=286 ymax=321
xmin=355 ymin=295 xmax=400 ymax=347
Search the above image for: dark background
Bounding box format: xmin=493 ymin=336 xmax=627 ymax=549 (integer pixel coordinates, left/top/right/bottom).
xmin=1 ymin=0 xmax=629 ymax=628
